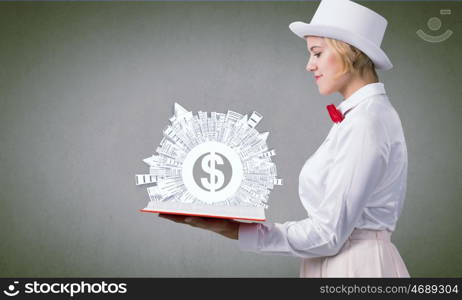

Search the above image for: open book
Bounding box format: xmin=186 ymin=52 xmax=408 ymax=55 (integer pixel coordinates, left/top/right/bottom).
xmin=140 ymin=200 xmax=266 ymax=222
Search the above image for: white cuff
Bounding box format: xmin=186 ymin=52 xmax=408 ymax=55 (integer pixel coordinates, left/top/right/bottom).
xmin=238 ymin=222 xmax=260 ymax=252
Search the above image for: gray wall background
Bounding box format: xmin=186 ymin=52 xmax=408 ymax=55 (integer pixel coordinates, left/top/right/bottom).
xmin=1 ymin=1 xmax=461 ymax=277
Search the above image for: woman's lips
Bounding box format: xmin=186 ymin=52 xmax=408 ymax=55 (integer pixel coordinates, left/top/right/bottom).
xmin=315 ymin=75 xmax=323 ymax=81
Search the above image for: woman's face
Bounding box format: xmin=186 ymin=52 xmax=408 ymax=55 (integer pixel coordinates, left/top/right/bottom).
xmin=305 ymin=36 xmax=350 ymax=96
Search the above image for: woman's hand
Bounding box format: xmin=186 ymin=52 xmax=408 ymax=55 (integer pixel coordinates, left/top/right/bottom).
xmin=158 ymin=214 xmax=240 ymax=240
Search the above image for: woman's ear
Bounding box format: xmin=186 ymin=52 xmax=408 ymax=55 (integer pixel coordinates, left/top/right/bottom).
xmin=351 ymin=47 xmax=362 ymax=65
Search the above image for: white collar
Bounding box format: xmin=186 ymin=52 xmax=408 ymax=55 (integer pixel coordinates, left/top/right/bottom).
xmin=337 ymin=82 xmax=387 ymax=116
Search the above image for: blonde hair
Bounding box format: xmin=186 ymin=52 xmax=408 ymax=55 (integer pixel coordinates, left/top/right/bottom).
xmin=324 ymin=37 xmax=378 ymax=82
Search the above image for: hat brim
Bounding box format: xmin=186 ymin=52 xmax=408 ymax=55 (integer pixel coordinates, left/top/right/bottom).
xmin=289 ymin=21 xmax=393 ymax=70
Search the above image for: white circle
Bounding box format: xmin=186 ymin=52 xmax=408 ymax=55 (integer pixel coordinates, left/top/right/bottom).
xmin=427 ymin=17 xmax=442 ymax=31
xmin=182 ymin=141 xmax=243 ymax=204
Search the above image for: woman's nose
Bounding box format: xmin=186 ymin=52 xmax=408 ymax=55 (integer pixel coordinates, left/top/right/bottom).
xmin=306 ymin=59 xmax=316 ymax=72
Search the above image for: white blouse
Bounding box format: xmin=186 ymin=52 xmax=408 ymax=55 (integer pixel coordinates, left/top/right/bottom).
xmin=239 ymin=82 xmax=408 ymax=258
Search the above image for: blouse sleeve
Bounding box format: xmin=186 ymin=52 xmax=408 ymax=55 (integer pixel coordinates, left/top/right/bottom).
xmin=239 ymin=115 xmax=390 ymax=258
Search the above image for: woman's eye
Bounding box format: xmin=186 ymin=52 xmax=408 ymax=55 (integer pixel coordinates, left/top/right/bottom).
xmin=314 ymin=53 xmax=322 ymax=58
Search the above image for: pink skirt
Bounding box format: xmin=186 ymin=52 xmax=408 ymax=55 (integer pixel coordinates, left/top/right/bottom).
xmin=300 ymin=229 xmax=410 ymax=278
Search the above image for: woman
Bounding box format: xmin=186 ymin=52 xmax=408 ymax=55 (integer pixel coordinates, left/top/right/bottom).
xmin=160 ymin=0 xmax=410 ymax=277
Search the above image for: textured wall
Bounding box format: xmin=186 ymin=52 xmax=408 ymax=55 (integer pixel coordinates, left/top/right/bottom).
xmin=1 ymin=1 xmax=461 ymax=277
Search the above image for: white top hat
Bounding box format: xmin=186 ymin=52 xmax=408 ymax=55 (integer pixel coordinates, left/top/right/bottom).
xmin=289 ymin=0 xmax=393 ymax=70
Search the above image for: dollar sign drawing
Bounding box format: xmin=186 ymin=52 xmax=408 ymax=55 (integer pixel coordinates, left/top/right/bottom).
xmin=200 ymin=151 xmax=225 ymax=192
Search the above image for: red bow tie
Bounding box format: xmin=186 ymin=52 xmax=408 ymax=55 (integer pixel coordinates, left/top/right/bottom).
xmin=326 ymin=104 xmax=344 ymax=123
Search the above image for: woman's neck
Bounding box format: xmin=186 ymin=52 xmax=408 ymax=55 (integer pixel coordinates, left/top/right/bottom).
xmin=340 ymin=75 xmax=378 ymax=100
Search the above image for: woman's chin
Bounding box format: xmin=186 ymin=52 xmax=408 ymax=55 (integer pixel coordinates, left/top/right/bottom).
xmin=318 ymin=87 xmax=331 ymax=96
xmin=318 ymin=85 xmax=336 ymax=96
